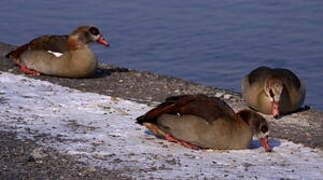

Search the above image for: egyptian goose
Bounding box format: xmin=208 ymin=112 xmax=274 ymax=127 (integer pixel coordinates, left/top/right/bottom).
xmin=6 ymin=25 xmax=109 ymax=77
xmin=241 ymin=66 xmax=305 ymax=118
xmin=136 ymin=94 xmax=271 ymax=152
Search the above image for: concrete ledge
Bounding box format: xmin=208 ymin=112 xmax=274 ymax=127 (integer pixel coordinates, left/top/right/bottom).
xmin=1 ymin=42 xmax=323 ymax=179
xmin=1 ymin=42 xmax=322 ymax=150
xmin=1 ymin=71 xmax=322 ymax=179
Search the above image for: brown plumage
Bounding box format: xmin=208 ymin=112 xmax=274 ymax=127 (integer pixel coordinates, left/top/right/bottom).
xmin=6 ymin=25 xmax=109 ymax=78
xmin=137 ymin=94 xmax=271 ymax=152
xmin=242 ymin=66 xmax=305 ymax=117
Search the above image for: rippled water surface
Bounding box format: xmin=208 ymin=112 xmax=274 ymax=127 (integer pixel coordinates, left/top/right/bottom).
xmin=1 ymin=0 xmax=322 ymax=109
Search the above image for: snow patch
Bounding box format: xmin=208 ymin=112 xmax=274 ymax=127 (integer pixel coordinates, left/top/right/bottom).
xmin=0 ymin=72 xmax=322 ymax=179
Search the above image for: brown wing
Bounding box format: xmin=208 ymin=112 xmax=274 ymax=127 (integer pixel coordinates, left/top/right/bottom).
xmin=136 ymin=95 xmax=196 ymax=125
xmin=272 ymin=68 xmax=301 ymax=90
xmin=247 ymin=66 xmax=301 ymax=90
xmin=6 ymin=35 xmax=69 ymax=60
xmin=247 ymin=66 xmax=272 ymax=85
xmin=136 ymin=94 xmax=236 ymax=125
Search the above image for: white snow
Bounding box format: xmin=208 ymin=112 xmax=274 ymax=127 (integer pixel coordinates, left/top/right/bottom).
xmin=0 ymin=72 xmax=322 ymax=179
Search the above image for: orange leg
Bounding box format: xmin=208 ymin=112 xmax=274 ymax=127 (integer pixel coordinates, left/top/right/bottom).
xmin=164 ymin=134 xmax=200 ymax=150
xmin=20 ymin=65 xmax=41 ymax=76
xmin=143 ymin=123 xmax=200 ymax=150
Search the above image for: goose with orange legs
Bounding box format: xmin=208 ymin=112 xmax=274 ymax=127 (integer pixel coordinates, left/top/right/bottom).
xmin=137 ymin=94 xmax=271 ymax=152
xmin=6 ymin=25 xmax=109 ymax=78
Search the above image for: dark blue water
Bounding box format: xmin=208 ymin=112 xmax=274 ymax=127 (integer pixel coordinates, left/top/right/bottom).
xmin=1 ymin=0 xmax=323 ymax=109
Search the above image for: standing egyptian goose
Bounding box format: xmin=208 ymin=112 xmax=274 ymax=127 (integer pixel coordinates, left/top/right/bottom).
xmin=241 ymin=66 xmax=305 ymax=118
xmin=6 ymin=25 xmax=109 ymax=77
xmin=136 ymin=94 xmax=271 ymax=152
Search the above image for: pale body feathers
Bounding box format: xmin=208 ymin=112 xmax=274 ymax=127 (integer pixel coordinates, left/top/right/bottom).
xmin=242 ymin=66 xmax=305 ymax=115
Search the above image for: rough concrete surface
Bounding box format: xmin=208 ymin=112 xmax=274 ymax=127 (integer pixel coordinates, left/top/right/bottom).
xmin=0 ymin=42 xmax=322 ymax=179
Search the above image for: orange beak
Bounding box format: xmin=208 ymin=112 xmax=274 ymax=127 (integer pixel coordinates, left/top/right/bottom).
xmin=272 ymin=101 xmax=279 ymax=117
xmin=260 ymin=137 xmax=271 ymax=152
xmin=96 ymin=36 xmax=110 ymax=47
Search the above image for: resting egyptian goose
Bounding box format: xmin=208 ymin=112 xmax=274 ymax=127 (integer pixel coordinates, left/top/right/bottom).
xmin=136 ymin=94 xmax=271 ymax=152
xmin=6 ymin=25 xmax=109 ymax=77
xmin=241 ymin=66 xmax=305 ymax=118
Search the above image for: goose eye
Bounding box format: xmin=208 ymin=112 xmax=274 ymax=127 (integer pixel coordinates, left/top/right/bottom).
xmin=89 ymin=27 xmax=99 ymax=35
xmin=261 ymin=125 xmax=268 ymax=133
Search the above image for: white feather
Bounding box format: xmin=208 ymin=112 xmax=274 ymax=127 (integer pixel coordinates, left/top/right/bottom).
xmin=47 ymin=50 xmax=63 ymax=57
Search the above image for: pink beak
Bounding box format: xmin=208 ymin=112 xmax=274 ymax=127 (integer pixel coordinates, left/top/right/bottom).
xmin=260 ymin=137 xmax=271 ymax=152
xmin=96 ymin=36 xmax=110 ymax=47
xmin=272 ymin=101 xmax=279 ymax=117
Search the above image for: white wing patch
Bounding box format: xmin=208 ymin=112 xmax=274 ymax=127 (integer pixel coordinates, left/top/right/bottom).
xmin=47 ymin=50 xmax=63 ymax=57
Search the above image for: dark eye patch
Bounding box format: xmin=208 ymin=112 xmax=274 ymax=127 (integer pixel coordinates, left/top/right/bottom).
xmin=89 ymin=27 xmax=100 ymax=35
xmin=261 ymin=125 xmax=268 ymax=133
xmin=269 ymin=89 xmax=274 ymax=98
